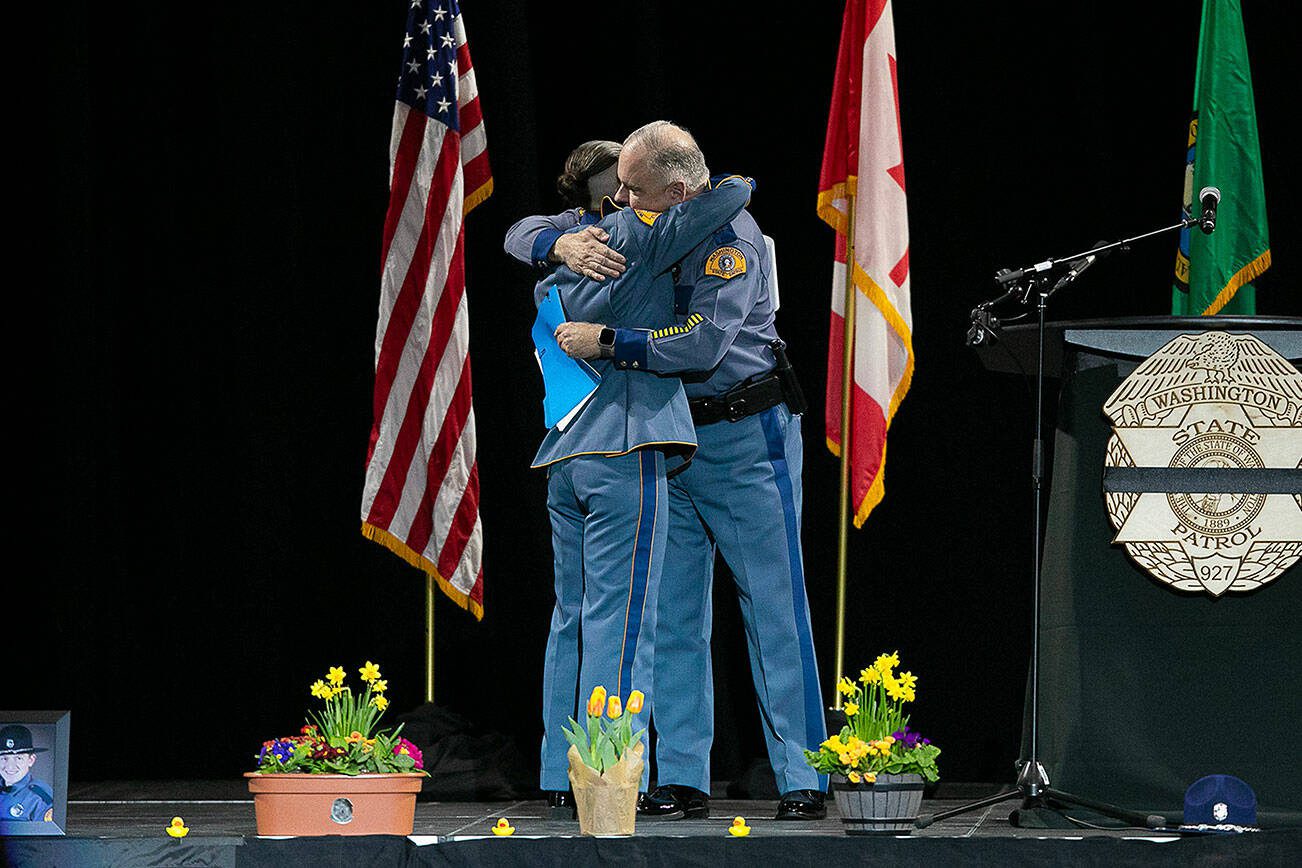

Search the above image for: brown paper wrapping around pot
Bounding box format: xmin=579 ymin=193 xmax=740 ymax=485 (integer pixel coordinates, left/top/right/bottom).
xmin=567 ymin=741 xmax=644 ymax=836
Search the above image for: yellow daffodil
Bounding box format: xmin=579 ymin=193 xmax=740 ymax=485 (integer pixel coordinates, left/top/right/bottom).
xmin=627 ymin=690 xmax=645 ymax=714
xmin=327 ymin=666 xmax=346 ymax=686
xmin=874 ymin=651 xmax=899 ymax=676
xmin=844 ymin=702 xmax=859 ymax=716
xmin=587 ymin=686 xmax=607 ymax=717
xmin=897 ymin=671 xmax=917 ymax=690
xmin=837 ymin=677 xmax=856 ymax=697
xmin=607 ymin=695 xmax=622 ymax=719
xmin=372 ymin=695 xmax=389 ymax=711
xmin=901 ymin=687 xmax=916 ymax=703
xmin=310 ymin=680 xmax=330 ymax=699
xmin=359 ymin=661 xmax=381 ymax=683
xmin=885 ymin=678 xmax=907 ymax=702
xmin=847 ymin=771 xmax=861 ymax=784
xmin=331 ymin=686 xmax=345 ymax=698
xmin=859 ymin=667 xmax=880 ymax=685
xmin=372 ymin=679 xmax=388 ymax=694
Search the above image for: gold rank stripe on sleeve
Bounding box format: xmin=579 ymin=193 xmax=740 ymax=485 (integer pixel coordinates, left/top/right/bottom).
xmin=651 ymin=313 xmax=704 ymax=340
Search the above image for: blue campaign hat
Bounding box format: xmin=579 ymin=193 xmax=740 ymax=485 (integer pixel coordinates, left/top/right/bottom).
xmin=1179 ymin=774 xmax=1260 ymax=834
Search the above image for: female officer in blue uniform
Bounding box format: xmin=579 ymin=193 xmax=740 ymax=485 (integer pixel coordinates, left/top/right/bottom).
xmin=507 ymin=126 xmax=752 ymax=814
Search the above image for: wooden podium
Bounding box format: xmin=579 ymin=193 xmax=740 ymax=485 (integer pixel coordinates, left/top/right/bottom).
xmin=979 ymin=316 xmax=1302 ymax=816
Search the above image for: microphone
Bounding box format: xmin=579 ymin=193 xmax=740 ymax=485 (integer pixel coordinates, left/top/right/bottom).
xmin=1051 ymin=241 xmax=1110 ymax=292
xmin=1198 ymin=185 xmax=1221 ymax=235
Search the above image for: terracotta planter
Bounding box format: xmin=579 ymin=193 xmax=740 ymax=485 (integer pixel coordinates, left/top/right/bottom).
xmin=244 ymin=772 xmax=425 ymax=836
xmin=831 ymin=773 xmax=924 ymax=835
xmin=567 ymin=742 xmax=644 ymax=836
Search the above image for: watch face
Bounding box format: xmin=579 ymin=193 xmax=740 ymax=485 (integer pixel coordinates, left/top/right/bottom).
xmin=600 ymin=328 xmax=616 ymax=346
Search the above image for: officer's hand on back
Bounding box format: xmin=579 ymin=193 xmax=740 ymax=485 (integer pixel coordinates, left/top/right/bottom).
xmin=551 ymin=227 xmax=626 ymax=281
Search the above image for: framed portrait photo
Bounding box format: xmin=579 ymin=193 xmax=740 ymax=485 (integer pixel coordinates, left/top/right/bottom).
xmin=0 ymin=711 xmax=69 ymax=836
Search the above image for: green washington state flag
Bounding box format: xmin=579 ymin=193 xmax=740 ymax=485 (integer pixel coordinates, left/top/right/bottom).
xmin=1173 ymin=0 xmax=1270 ymax=315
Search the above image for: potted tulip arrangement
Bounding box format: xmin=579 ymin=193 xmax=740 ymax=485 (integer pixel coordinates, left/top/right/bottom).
xmin=245 ymin=660 xmax=428 ymax=836
xmin=561 ymin=686 xmax=647 ymax=836
xmin=804 ymin=651 xmax=940 ymax=834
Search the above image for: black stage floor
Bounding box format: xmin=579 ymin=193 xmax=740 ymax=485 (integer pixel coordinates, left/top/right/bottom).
xmin=3 ymin=781 xmax=1299 ymax=867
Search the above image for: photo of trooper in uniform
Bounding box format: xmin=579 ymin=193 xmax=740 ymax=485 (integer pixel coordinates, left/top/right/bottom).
xmin=0 ymin=725 xmax=54 ymax=822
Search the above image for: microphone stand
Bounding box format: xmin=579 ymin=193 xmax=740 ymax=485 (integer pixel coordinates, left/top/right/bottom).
xmin=926 ymin=213 xmax=1205 ymax=831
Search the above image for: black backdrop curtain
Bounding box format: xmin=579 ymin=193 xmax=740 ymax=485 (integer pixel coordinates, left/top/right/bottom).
xmin=25 ymin=1 xmax=1297 ymax=788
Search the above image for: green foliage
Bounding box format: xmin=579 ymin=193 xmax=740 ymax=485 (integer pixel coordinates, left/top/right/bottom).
xmin=253 ymin=661 xmax=427 ymax=777
xmin=560 ymin=689 xmax=647 ymax=775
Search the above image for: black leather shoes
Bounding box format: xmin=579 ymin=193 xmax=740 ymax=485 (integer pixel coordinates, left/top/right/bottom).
xmin=544 ymin=789 xmax=577 ymax=820
xmin=775 ymin=789 xmax=827 ymax=820
xmin=637 ymin=784 xmax=710 ymax=820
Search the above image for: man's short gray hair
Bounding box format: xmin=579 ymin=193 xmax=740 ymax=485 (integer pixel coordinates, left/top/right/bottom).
xmin=623 ymin=121 xmax=709 ymax=190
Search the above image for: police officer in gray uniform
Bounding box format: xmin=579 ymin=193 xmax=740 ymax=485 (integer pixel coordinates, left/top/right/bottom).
xmin=516 ymin=126 xmax=753 ymax=813
xmin=553 ymin=123 xmax=828 ymax=822
xmin=0 ymin=725 xmax=54 ymax=822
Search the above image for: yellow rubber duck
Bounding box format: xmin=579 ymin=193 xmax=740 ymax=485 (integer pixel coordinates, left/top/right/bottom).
xmin=492 ymin=817 xmax=515 ymax=836
xmin=166 ymin=817 xmax=189 ymax=838
xmin=728 ymin=816 xmax=751 ymax=837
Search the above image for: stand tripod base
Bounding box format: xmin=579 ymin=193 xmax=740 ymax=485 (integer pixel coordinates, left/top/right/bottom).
xmin=916 ymin=784 xmax=1163 ymax=831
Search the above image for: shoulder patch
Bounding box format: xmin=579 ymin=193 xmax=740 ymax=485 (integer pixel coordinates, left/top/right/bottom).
xmin=704 ymin=246 xmax=747 ymax=280
xmin=634 ymin=208 xmax=661 ymax=227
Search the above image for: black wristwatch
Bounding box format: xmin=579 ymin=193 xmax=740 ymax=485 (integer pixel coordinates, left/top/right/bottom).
xmin=598 ymin=327 xmax=616 ymax=359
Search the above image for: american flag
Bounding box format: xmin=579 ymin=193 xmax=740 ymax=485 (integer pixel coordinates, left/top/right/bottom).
xmin=819 ymin=0 xmax=913 ymax=528
xmin=361 ymin=0 xmax=490 ymax=618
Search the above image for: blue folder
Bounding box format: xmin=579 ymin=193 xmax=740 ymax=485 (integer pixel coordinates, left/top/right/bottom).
xmin=532 ymin=288 xmax=601 ymax=430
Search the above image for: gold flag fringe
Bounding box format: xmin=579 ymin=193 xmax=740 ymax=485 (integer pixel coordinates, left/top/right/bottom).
xmin=361 ymin=522 xmax=484 ymax=620
xmin=463 ymin=178 xmax=494 ymax=217
xmin=1202 ymin=249 xmax=1271 ymax=315
xmin=821 ymin=247 xmax=916 ymax=528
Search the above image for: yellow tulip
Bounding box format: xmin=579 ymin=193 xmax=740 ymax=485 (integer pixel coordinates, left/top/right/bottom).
xmin=607 ymin=695 xmax=623 ymax=719
xmin=587 ymin=686 xmax=607 ymax=717
xmin=627 ymin=690 xmax=645 ymax=714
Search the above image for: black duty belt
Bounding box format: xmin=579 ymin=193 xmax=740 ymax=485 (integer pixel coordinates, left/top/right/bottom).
xmin=690 ymin=373 xmax=785 ymax=426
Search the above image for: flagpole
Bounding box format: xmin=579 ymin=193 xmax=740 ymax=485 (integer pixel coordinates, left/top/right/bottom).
xmin=425 ymin=577 xmax=436 ymax=703
xmin=832 ymin=193 xmax=857 ymax=710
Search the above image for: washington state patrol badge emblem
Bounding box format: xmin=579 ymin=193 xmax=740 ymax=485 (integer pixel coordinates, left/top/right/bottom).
xmin=1103 ymin=331 xmax=1302 ymax=596
xmin=704 ymin=246 xmax=746 ymax=279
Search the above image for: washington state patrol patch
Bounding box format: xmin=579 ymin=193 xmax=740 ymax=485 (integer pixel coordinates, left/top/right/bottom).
xmin=634 ymin=208 xmax=661 ymax=227
xmin=705 ymin=246 xmax=747 ymax=279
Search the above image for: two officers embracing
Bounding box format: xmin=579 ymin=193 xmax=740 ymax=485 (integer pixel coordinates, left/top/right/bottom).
xmin=506 ymin=121 xmax=826 ymax=822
